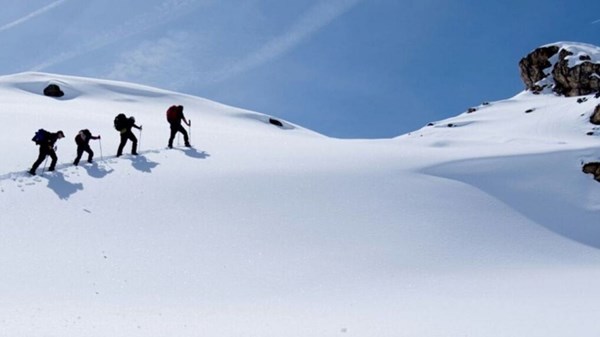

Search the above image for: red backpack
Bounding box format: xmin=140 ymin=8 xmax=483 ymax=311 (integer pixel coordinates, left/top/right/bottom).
xmin=166 ymin=105 xmax=179 ymax=123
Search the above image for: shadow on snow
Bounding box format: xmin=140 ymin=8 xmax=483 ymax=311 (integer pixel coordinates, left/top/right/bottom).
xmin=0 ymin=147 xmax=210 ymax=198
xmin=43 ymin=171 xmax=83 ymax=200
xmin=176 ymin=147 xmax=210 ymax=159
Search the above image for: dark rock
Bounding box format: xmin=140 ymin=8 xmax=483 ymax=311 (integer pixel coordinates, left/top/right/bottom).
xmin=268 ymin=118 xmax=283 ymax=127
xmin=519 ymin=45 xmax=560 ymax=90
xmin=582 ymin=162 xmax=600 ymax=182
xmin=519 ymin=44 xmax=600 ymax=97
xmin=43 ymin=84 xmax=64 ymax=97
xmin=531 ymin=86 xmax=543 ymax=94
xmin=467 ymin=107 xmax=477 ymax=113
xmin=583 ymin=162 xmax=600 ymax=174
xmin=590 ymin=104 xmax=600 ymax=125
xmin=525 ymin=108 xmax=535 ymax=113
xmin=553 ymin=50 xmax=600 ymax=96
xmin=587 ymin=131 xmax=594 ymax=136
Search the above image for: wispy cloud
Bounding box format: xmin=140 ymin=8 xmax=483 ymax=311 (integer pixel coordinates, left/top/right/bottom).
xmin=29 ymin=0 xmax=207 ymax=71
xmin=593 ymin=18 xmax=600 ymax=24
xmin=0 ymin=0 xmax=69 ymax=33
xmin=107 ymin=32 xmax=195 ymax=89
xmin=205 ymin=0 xmax=363 ymax=84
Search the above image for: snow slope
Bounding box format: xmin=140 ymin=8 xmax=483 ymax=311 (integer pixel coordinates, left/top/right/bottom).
xmin=2 ymin=72 xmax=600 ymax=336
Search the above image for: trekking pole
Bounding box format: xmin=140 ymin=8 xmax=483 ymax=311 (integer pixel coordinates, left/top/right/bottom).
xmin=41 ymin=155 xmax=49 ymax=175
xmin=139 ymin=127 xmax=143 ymax=152
xmin=189 ymin=119 xmax=192 ymax=145
xmin=99 ymin=138 xmax=104 ymax=161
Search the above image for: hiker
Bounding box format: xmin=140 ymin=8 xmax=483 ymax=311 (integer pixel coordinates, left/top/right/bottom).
xmin=166 ymin=105 xmax=190 ymax=148
xmin=29 ymin=130 xmax=65 ymax=175
xmin=73 ymin=129 xmax=101 ymax=165
xmin=114 ymin=113 xmax=142 ymax=157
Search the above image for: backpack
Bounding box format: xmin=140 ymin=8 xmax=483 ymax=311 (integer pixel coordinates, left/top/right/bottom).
xmin=31 ymin=129 xmax=49 ymax=145
xmin=166 ymin=105 xmax=180 ymax=123
xmin=114 ymin=113 xmax=127 ymax=131
xmin=78 ymin=129 xmax=92 ymax=141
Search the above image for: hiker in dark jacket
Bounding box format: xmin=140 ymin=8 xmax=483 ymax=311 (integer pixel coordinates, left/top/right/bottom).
xmin=73 ymin=129 xmax=100 ymax=165
xmin=29 ymin=130 xmax=64 ymax=175
xmin=116 ymin=115 xmax=142 ymax=157
xmin=166 ymin=105 xmax=190 ymax=148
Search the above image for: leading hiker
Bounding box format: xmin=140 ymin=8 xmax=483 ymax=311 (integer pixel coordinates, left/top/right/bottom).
xmin=29 ymin=130 xmax=65 ymax=175
xmin=166 ymin=105 xmax=191 ymax=148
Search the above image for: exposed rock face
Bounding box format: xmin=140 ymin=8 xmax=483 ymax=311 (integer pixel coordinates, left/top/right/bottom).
xmin=519 ymin=45 xmax=559 ymax=92
xmin=552 ymin=50 xmax=600 ymax=96
xmin=582 ymin=162 xmax=600 ymax=182
xmin=519 ymin=43 xmax=600 ymax=96
xmin=590 ymin=104 xmax=600 ymax=125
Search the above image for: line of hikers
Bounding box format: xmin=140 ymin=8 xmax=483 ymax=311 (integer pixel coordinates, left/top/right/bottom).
xmin=28 ymin=105 xmax=191 ymax=175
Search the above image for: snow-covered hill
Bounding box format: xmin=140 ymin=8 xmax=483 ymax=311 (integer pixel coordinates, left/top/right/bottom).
xmin=2 ymin=71 xmax=600 ymax=336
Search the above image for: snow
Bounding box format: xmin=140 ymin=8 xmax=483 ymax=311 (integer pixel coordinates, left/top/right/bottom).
xmin=542 ymin=41 xmax=600 ymax=68
xmin=2 ymin=72 xmax=600 ymax=336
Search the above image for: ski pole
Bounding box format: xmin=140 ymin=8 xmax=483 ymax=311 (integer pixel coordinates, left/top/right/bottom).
xmin=139 ymin=127 xmax=143 ymax=152
xmin=41 ymin=155 xmax=49 ymax=175
xmin=99 ymin=137 xmax=103 ymax=161
xmin=189 ymin=119 xmax=192 ymax=144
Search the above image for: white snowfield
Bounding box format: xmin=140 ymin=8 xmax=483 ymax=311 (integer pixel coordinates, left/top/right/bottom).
xmin=2 ymin=71 xmax=600 ymax=336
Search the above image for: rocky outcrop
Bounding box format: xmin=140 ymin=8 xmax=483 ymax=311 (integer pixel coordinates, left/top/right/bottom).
xmin=519 ymin=45 xmax=559 ymax=92
xmin=43 ymin=84 xmax=64 ymax=97
xmin=519 ymin=43 xmax=600 ymax=96
xmin=269 ymin=118 xmax=283 ymax=127
xmin=582 ymin=162 xmax=600 ymax=182
xmin=519 ymin=43 xmax=600 ymax=184
xmin=590 ymin=104 xmax=600 ymax=125
xmin=552 ymin=50 xmax=600 ymax=96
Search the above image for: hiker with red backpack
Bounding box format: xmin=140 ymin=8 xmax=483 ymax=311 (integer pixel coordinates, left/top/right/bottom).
xmin=114 ymin=113 xmax=142 ymax=157
xmin=73 ymin=129 xmax=101 ymax=165
xmin=166 ymin=105 xmax=191 ymax=148
xmin=29 ymin=130 xmax=65 ymax=175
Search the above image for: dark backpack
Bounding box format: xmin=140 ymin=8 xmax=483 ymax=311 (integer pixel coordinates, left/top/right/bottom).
xmin=166 ymin=105 xmax=180 ymax=123
xmin=78 ymin=129 xmax=92 ymax=141
xmin=114 ymin=113 xmax=127 ymax=131
xmin=31 ymin=129 xmax=49 ymax=145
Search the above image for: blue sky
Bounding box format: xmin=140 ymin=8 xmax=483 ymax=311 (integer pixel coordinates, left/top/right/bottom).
xmin=1 ymin=0 xmax=599 ymax=138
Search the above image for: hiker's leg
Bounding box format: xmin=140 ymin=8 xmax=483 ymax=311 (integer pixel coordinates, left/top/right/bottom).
xmin=74 ymin=145 xmax=84 ymax=165
xmin=48 ymin=149 xmax=58 ymax=170
xmin=30 ymin=147 xmax=46 ymax=172
xmin=117 ymin=133 xmax=127 ymax=156
xmin=178 ymin=124 xmax=190 ymax=146
xmin=168 ymin=125 xmax=177 ymax=147
xmin=129 ymin=132 xmax=138 ymax=154
xmin=85 ymin=144 xmax=94 ymax=162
